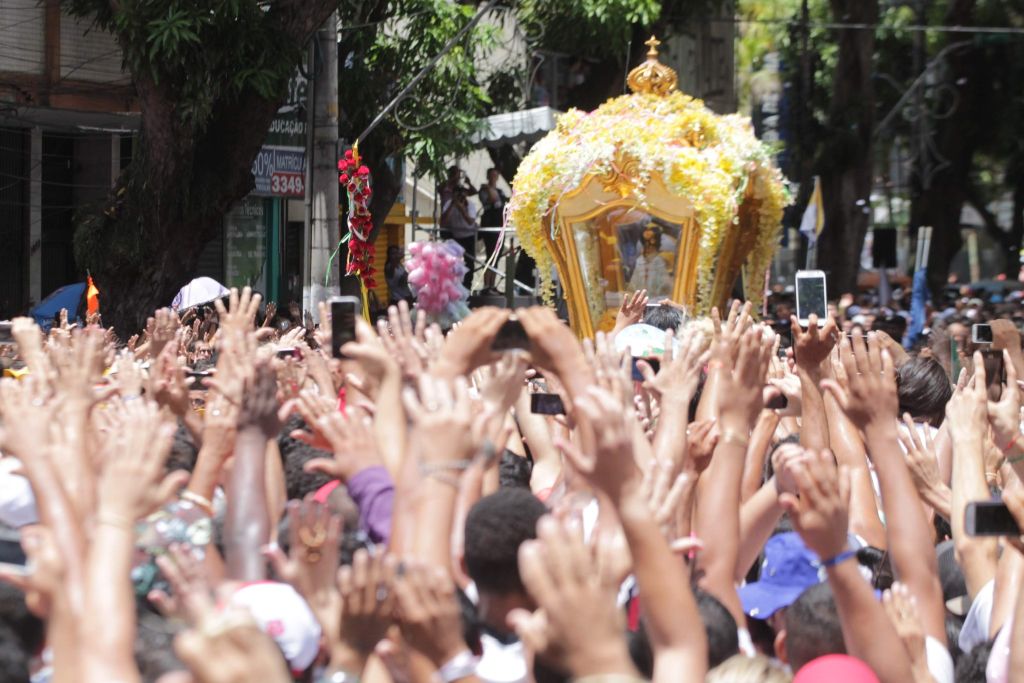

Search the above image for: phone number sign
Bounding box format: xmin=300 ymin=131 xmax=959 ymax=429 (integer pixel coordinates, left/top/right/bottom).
xmin=252 ymin=146 xmax=306 ymax=197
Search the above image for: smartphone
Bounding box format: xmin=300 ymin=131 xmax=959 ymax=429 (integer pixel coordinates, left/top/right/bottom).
xmin=631 ymin=357 xmax=660 ymax=382
xmin=492 ymin=318 xmax=530 ymax=352
xmin=0 ymin=322 xmax=12 ymax=344
xmin=765 ymin=393 xmax=789 ymax=410
xmin=951 ymin=339 xmax=962 ymax=382
xmin=330 ymin=296 xmax=361 ymax=359
xmin=972 ymin=324 xmax=993 ymax=345
xmin=186 ymin=370 xmax=212 ymax=386
xmin=530 ymin=393 xmax=565 ymax=415
xmin=795 ymin=270 xmax=828 ymax=327
xmin=0 ymin=533 xmax=26 ymax=569
xmin=980 ymin=348 xmax=1006 ymax=390
xmin=276 ymin=347 xmax=301 ymax=360
xmin=965 ymin=501 xmax=1021 ymax=536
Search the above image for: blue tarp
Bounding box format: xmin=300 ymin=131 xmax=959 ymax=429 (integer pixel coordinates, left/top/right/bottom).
xmin=30 ymin=283 xmax=86 ymax=331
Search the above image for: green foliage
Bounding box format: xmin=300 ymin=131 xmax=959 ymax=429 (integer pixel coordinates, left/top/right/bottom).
xmin=516 ymin=0 xmax=661 ymax=57
xmin=338 ymin=0 xmax=499 ymax=180
xmin=62 ymin=0 xmax=300 ymax=130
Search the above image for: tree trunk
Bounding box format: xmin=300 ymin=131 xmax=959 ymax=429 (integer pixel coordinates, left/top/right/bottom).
xmin=909 ymin=0 xmax=980 ymax=295
xmin=74 ymin=1 xmax=339 ymax=337
xmin=815 ymin=0 xmax=878 ymax=295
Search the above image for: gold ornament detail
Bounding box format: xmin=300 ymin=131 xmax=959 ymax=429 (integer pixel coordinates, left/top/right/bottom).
xmin=597 ymin=149 xmax=642 ymax=198
xmin=626 ymin=36 xmax=679 ymax=97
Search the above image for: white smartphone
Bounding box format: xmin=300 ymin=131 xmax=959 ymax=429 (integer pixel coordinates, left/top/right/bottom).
xmin=795 ymin=270 xmax=827 ymax=327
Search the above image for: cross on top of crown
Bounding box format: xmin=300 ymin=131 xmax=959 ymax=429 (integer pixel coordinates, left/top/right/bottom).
xmin=645 ymin=36 xmax=661 ymax=57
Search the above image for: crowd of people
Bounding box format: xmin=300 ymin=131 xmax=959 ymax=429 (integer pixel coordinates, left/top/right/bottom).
xmin=0 ymin=282 xmax=1023 ymax=683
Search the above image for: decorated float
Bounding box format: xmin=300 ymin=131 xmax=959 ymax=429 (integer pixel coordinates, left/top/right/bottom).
xmin=508 ymin=37 xmax=789 ymax=337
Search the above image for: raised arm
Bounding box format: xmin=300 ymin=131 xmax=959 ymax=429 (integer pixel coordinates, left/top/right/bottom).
xmin=780 ymin=448 xmax=915 ymax=683
xmin=945 ymin=362 xmax=998 ymax=599
xmin=224 ymin=362 xmax=279 ymax=581
xmin=696 ymin=324 xmax=773 ymax=622
xmin=790 ymin=314 xmax=837 ymax=451
xmin=561 ymin=384 xmax=708 ymax=681
xmin=822 ymin=333 xmax=946 ymax=645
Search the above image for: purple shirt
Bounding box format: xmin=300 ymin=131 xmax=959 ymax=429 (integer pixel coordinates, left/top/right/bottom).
xmin=347 ymin=465 xmax=394 ymax=544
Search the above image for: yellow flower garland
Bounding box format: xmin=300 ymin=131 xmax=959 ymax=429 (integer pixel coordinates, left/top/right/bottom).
xmin=509 ymin=91 xmax=790 ymax=312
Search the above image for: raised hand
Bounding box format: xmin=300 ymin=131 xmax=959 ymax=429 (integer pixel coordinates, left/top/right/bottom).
xmin=945 ymin=356 xmax=989 ymax=444
xmin=897 ymin=415 xmax=948 ymax=513
xmin=237 ymin=361 xmax=283 ymax=439
xmin=882 ymin=582 xmax=931 ymax=683
xmin=392 ymin=560 xmax=467 ymax=668
xmin=98 ymin=398 xmax=186 ymax=522
xmin=821 ymin=333 xmax=898 ymax=430
xmin=433 ymin=307 xmax=509 ymax=378
xmin=790 ymin=313 xmax=838 ymax=371
xmin=778 ymin=449 xmax=851 ymax=561
xmin=988 ymin=349 xmax=1021 ymax=449
xmin=613 ymin=289 xmax=648 ymax=333
xmin=377 ymin=300 xmax=431 ymax=381
xmin=509 ymin=515 xmax=636 ymax=678
xmin=265 ymin=499 xmax=343 ymax=650
xmin=684 ymin=418 xmax=718 ymax=475
xmin=337 ymin=549 xmax=397 ymax=658
xmin=557 ymin=385 xmax=640 ymax=505
xmin=639 ymin=326 xmax=709 ymax=404
xmin=303 ymin=408 xmax=383 ymax=482
xmin=147 ymin=308 xmax=181 ymax=359
xmin=402 ymin=375 xmax=476 ymax=468
xmin=716 ymin=325 xmax=774 ymax=433
xmin=214 ymin=286 xmax=262 ymax=335
xmin=711 ymin=300 xmax=753 ymax=345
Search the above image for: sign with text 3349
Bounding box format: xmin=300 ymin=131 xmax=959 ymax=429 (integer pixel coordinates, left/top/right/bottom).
xmin=252 ymin=146 xmax=306 ymax=198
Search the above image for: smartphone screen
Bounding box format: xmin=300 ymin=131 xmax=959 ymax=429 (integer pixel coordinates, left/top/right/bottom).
xmin=530 ymin=393 xmax=565 ymax=415
xmin=980 ymin=349 xmax=1006 ymax=392
xmin=330 ymin=297 xmax=360 ymax=359
xmin=972 ymin=324 xmax=993 ymax=344
xmin=631 ymin=357 xmax=660 ymax=382
xmin=796 ymin=271 xmax=827 ymax=324
xmin=965 ymin=501 xmax=1021 ymax=536
xmin=0 ymin=322 xmax=12 ymax=344
xmin=950 ymin=339 xmax=962 ymax=382
xmin=491 ymin=318 xmax=530 ymax=352
xmin=276 ymin=347 xmax=301 ymax=360
xmin=765 ymin=393 xmax=789 ymax=410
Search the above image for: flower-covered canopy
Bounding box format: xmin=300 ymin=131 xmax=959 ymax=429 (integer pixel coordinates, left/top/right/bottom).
xmin=509 ymin=37 xmax=789 ymax=337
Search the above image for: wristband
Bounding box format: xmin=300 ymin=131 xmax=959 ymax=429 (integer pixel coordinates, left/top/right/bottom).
xmin=821 ymin=549 xmax=856 ymax=568
xmin=180 ymin=490 xmax=215 ymax=516
xmin=438 ymin=649 xmax=478 ymax=683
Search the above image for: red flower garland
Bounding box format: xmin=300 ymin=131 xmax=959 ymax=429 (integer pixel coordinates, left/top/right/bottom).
xmin=338 ymin=147 xmax=376 ymax=290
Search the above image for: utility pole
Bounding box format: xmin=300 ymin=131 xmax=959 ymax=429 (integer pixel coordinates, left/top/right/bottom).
xmin=303 ymin=11 xmax=340 ymax=315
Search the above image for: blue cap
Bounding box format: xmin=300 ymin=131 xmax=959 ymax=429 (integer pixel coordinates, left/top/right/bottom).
xmin=738 ymin=532 xmax=826 ymax=619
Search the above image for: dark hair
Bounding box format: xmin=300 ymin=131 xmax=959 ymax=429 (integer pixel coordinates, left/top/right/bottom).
xmin=279 ymin=415 xmax=333 ymax=501
xmin=643 ymin=305 xmax=683 ymax=332
xmin=464 ymin=489 xmax=547 ymax=594
xmin=695 ymin=588 xmax=740 ymax=668
xmin=783 ymin=583 xmax=845 ymax=671
xmin=166 ymin=422 xmax=199 ymax=474
xmin=0 ymin=584 xmax=42 ymax=655
xmin=897 ymin=356 xmax=952 ymax=426
xmin=136 ymin=612 xmax=186 ymax=683
xmin=499 ymin=450 xmax=532 ymax=489
xmin=0 ymin=625 xmax=29 ymax=683
xmin=955 ymin=639 xmax=993 ymax=683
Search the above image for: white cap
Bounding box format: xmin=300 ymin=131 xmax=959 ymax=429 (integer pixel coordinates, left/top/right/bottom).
xmin=229 ymin=581 xmax=322 ymax=673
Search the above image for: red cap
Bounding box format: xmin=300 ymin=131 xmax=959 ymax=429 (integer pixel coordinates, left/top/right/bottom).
xmin=794 ymin=655 xmax=880 ymax=683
